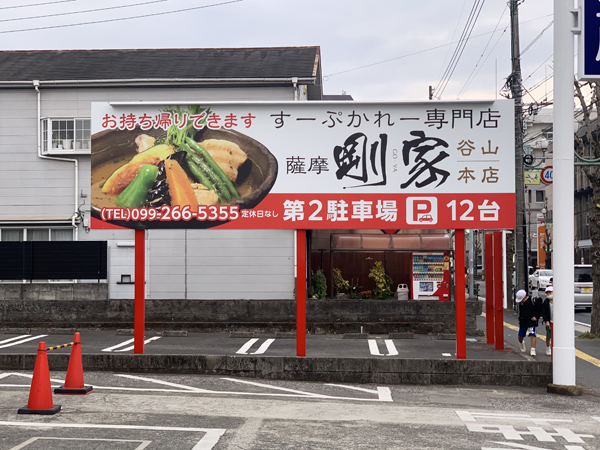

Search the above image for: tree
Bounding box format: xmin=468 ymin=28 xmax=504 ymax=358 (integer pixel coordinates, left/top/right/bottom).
xmin=574 ymin=81 xmax=600 ymax=334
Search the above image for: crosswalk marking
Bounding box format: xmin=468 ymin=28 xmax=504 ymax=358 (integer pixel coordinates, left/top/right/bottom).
xmin=368 ymin=339 xmax=398 ymax=356
xmin=0 ymin=334 xmax=47 ymax=349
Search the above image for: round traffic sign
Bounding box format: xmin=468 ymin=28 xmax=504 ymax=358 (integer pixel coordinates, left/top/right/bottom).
xmin=541 ymin=166 xmax=553 ymax=184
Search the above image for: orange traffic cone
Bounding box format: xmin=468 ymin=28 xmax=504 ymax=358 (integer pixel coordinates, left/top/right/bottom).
xmin=18 ymin=342 xmax=61 ymax=415
xmin=55 ymin=332 xmax=93 ymax=395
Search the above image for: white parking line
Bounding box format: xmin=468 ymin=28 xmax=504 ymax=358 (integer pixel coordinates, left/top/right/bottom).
xmin=102 ymin=338 xmax=134 ymax=352
xmin=0 ymin=335 xmax=47 ymax=349
xmin=115 ymin=374 xmax=214 ymax=393
xmin=368 ymin=339 xmax=382 ymax=356
xmin=236 ymin=338 xmax=259 ymax=354
xmin=384 ymin=339 xmax=398 ymax=356
xmin=101 ymin=336 xmax=161 ymax=353
xmin=0 ymin=373 xmax=393 ymax=402
xmin=115 ymin=336 xmax=162 ymax=352
xmin=0 ymin=335 xmax=31 ymax=345
xmin=10 ymin=437 xmax=152 ymax=450
xmin=252 ymin=338 xmax=275 ymax=354
xmin=0 ymin=421 xmax=226 ymax=450
xmin=368 ymin=339 xmax=398 ymax=356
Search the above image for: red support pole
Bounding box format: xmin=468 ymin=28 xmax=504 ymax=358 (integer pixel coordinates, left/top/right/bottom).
xmin=296 ymin=229 xmax=306 ymax=357
xmin=493 ymin=231 xmax=504 ymax=350
xmin=484 ymin=233 xmax=495 ymax=345
xmin=134 ymin=228 xmax=145 ymax=355
xmin=455 ymin=229 xmax=466 ymax=359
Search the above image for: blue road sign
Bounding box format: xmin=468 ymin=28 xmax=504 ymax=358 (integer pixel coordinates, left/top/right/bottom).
xmin=580 ymin=0 xmax=600 ymax=80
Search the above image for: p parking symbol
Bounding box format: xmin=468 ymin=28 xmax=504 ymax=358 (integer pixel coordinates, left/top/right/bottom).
xmin=406 ymin=197 xmax=437 ymax=224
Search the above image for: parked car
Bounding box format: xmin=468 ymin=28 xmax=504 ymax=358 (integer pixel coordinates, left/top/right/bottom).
xmin=513 ymin=266 xmax=534 ymax=288
xmin=574 ymin=264 xmax=592 ymax=310
xmin=530 ymin=269 xmax=553 ymax=292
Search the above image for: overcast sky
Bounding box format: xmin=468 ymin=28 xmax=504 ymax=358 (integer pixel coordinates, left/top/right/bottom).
xmin=0 ymin=0 xmax=555 ymax=104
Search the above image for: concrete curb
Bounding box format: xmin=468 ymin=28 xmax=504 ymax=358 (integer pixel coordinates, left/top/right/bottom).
xmin=547 ymin=383 xmax=584 ymax=396
xmin=0 ymin=354 xmax=552 ymax=387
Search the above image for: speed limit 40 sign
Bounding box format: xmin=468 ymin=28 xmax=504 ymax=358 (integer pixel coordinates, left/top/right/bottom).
xmin=541 ymin=166 xmax=553 ymax=184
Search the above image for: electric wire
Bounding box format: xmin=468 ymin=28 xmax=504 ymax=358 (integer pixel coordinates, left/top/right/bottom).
xmin=0 ymin=0 xmax=243 ymax=34
xmin=435 ymin=0 xmax=483 ymax=95
xmin=522 ymin=54 xmax=553 ymax=85
xmin=435 ymin=0 xmax=486 ymax=99
xmin=520 ymin=20 xmax=553 ymax=56
xmin=437 ymin=0 xmax=469 ymax=80
xmin=0 ymin=0 xmax=168 ymax=24
xmin=0 ymin=0 xmax=75 ymax=10
xmin=457 ymin=4 xmax=508 ymax=98
xmin=324 ymin=13 xmax=552 ymax=79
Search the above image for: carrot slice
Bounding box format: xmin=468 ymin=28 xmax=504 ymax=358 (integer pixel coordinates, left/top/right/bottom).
xmin=165 ymin=159 xmax=198 ymax=209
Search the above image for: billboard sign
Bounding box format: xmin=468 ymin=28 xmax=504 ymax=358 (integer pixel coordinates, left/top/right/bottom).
xmin=91 ymin=101 xmax=515 ymax=230
xmin=579 ymin=0 xmax=600 ymax=80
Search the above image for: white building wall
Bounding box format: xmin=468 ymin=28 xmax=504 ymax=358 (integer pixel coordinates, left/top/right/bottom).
xmin=1 ymin=85 xmax=296 ymax=299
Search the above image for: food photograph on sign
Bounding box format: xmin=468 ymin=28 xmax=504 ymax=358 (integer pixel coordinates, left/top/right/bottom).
xmin=90 ymin=101 xmax=516 ymax=230
xmin=91 ymin=105 xmax=277 ymax=229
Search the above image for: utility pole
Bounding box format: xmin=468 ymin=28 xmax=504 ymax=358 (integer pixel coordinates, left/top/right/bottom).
xmin=510 ymin=0 xmax=528 ymax=294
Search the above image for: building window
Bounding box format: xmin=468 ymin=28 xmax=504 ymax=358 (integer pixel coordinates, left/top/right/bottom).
xmin=42 ymin=118 xmax=91 ymax=154
xmin=0 ymin=227 xmax=73 ymax=242
xmin=535 ymin=190 xmax=545 ymax=203
xmin=0 ymin=229 xmax=23 ymax=241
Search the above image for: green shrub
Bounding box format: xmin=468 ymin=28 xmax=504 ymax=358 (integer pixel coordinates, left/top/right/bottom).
xmin=312 ymin=269 xmax=327 ymax=300
xmin=369 ymin=261 xmax=393 ymax=299
xmin=332 ymin=268 xmax=350 ymax=293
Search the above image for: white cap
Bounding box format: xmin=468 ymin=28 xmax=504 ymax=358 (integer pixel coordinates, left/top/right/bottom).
xmin=515 ymin=289 xmax=527 ymax=303
xmin=545 ymin=286 xmax=553 ymax=292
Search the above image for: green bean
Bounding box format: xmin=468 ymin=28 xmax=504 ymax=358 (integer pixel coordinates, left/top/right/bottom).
xmin=180 ymin=144 xmax=231 ymax=203
xmin=180 ymin=144 xmax=215 ymax=191
xmin=185 ymin=136 xmax=240 ymax=199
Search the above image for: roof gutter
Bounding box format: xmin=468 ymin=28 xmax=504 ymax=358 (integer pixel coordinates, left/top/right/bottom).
xmin=0 ymin=77 xmax=317 ymax=88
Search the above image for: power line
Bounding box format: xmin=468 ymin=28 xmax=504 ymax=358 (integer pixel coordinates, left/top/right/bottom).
xmin=435 ymin=0 xmax=486 ymax=99
xmin=0 ymin=0 xmax=76 ymax=10
xmin=437 ymin=0 xmax=469 ymax=80
xmin=0 ymin=0 xmax=243 ymax=34
xmin=457 ymin=4 xmax=508 ymax=98
xmin=522 ymin=54 xmax=553 ymax=85
xmin=324 ymin=13 xmax=553 ymax=79
xmin=0 ymin=0 xmax=168 ymax=24
xmin=520 ymin=20 xmax=553 ymax=56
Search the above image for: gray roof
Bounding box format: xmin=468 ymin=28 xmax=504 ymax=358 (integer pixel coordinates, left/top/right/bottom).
xmin=0 ymin=47 xmax=320 ymax=81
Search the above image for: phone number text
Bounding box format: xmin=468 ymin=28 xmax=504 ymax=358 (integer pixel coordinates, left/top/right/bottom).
xmin=100 ymin=205 xmax=240 ymax=222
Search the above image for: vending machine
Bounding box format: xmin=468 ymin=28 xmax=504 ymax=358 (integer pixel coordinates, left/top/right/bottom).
xmin=411 ymin=252 xmax=450 ymax=300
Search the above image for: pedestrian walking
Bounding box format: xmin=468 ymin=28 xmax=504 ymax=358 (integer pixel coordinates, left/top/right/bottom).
xmin=542 ymin=285 xmax=554 ymax=356
xmin=515 ymin=289 xmax=542 ymax=356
